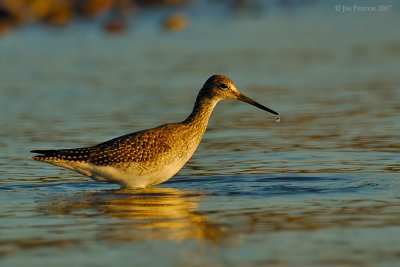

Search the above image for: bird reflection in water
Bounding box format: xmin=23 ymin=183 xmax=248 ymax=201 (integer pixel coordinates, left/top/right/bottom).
xmin=13 ymin=187 xmax=400 ymax=255
xmin=42 ymin=187 xmax=227 ymax=244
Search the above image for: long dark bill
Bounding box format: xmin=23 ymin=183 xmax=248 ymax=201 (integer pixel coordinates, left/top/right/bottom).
xmin=237 ymin=93 xmax=279 ymax=115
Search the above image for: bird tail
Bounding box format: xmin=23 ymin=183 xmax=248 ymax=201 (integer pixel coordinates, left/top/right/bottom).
xmin=31 ymin=148 xmax=93 ymax=162
xmin=31 ymin=149 xmax=62 ymax=162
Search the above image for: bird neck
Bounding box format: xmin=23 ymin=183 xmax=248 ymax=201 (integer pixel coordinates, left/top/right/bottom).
xmin=183 ymin=94 xmax=220 ymax=129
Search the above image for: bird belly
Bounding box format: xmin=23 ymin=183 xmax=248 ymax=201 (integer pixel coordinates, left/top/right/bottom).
xmin=49 ymin=161 xmax=126 ymax=184
xmin=57 ymin=156 xmax=189 ymax=188
xmin=122 ymin=156 xmax=189 ymax=188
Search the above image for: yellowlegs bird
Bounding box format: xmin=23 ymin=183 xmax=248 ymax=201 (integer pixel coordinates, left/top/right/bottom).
xmin=31 ymin=75 xmax=279 ymax=188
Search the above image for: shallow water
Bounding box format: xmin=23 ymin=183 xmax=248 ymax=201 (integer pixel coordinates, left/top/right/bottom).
xmin=1 ymin=4 xmax=400 ymax=267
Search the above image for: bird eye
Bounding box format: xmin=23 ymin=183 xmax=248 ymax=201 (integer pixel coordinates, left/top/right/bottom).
xmin=219 ymin=83 xmax=228 ymax=90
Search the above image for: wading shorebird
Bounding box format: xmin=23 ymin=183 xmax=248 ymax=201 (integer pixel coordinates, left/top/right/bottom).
xmin=31 ymin=75 xmax=279 ymax=188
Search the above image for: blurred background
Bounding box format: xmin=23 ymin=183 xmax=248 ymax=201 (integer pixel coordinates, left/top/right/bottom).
xmin=0 ymin=0 xmax=326 ymax=34
xmin=1 ymin=1 xmax=400 ymax=267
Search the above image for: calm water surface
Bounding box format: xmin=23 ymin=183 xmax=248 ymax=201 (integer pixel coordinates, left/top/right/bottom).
xmin=1 ymin=5 xmax=400 ymax=267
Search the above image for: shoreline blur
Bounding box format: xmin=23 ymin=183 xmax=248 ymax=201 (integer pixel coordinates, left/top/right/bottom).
xmin=0 ymin=0 xmax=317 ymax=34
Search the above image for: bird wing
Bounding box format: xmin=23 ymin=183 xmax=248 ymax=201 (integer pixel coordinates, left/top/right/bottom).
xmin=32 ymin=129 xmax=173 ymax=167
xmin=88 ymin=130 xmax=173 ymax=166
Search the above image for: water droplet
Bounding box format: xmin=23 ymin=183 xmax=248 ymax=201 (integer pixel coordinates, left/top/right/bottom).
xmin=275 ymin=115 xmax=280 ymax=123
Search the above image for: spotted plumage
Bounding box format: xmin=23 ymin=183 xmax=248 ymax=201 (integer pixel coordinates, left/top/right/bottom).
xmin=31 ymin=75 xmax=279 ymax=188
